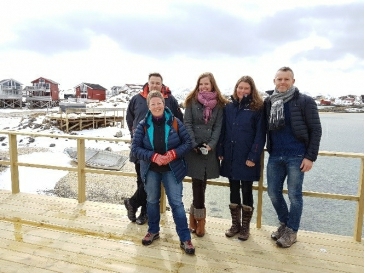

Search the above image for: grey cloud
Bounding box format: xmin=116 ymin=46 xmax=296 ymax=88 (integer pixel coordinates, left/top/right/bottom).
xmin=9 ymin=19 xmax=91 ymax=54
xmin=287 ymin=3 xmax=364 ymax=61
xmin=5 ymin=2 xmax=363 ymax=62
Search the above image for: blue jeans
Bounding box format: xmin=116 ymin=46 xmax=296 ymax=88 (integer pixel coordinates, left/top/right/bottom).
xmin=267 ymin=155 xmax=304 ymax=232
xmin=144 ymin=170 xmax=191 ymax=242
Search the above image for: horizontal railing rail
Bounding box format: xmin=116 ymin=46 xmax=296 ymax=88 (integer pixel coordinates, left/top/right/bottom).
xmin=0 ymin=130 xmax=363 ymax=242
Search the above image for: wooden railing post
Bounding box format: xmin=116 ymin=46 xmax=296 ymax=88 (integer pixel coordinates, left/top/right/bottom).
xmin=8 ymin=133 xmax=20 ymax=194
xmin=354 ymin=157 xmax=364 ymax=242
xmin=77 ymin=138 xmax=86 ymax=203
xmin=256 ymin=152 xmax=265 ymax=228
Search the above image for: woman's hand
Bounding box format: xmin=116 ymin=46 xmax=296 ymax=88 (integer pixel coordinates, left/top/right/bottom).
xmin=204 ymin=144 xmax=212 ymax=151
xmin=246 ymin=160 xmax=255 ymax=167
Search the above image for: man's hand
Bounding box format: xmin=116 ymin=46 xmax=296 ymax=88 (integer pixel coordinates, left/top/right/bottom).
xmin=300 ymin=158 xmax=313 ymax=172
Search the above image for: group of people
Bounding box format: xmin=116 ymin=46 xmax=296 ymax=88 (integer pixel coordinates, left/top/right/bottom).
xmin=125 ymin=67 xmax=322 ymax=255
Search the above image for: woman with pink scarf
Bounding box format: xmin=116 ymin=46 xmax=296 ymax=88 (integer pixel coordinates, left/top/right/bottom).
xmin=183 ymin=72 xmax=229 ymax=237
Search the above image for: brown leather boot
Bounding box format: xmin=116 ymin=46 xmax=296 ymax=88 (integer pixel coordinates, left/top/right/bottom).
xmin=189 ymin=204 xmax=197 ymax=233
xmin=225 ymin=203 xmax=241 ymax=237
xmin=238 ymin=205 xmax=254 ymax=241
xmin=194 ymin=208 xmax=206 ymax=237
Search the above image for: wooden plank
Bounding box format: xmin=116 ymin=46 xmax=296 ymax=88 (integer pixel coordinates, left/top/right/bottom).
xmin=0 ymin=192 xmax=363 ymax=272
xmin=355 ymin=157 xmax=364 ymax=241
xmin=0 ymin=218 xmax=362 ymax=273
xmin=9 ymin=134 xmax=19 ymax=194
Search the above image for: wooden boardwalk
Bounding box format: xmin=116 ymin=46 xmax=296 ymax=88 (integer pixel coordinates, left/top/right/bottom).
xmin=0 ymin=190 xmax=363 ymax=273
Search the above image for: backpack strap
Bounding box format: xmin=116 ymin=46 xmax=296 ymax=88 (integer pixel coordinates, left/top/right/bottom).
xmin=172 ymin=117 xmax=178 ymax=132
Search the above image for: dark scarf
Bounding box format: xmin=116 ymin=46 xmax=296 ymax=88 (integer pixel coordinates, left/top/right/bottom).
xmin=268 ymin=86 xmax=296 ymax=130
xmin=197 ymin=91 xmax=218 ymax=124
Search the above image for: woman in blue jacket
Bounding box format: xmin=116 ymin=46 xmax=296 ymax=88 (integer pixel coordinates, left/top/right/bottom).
xmin=131 ymin=90 xmax=195 ymax=255
xmin=218 ymin=76 xmax=265 ymax=241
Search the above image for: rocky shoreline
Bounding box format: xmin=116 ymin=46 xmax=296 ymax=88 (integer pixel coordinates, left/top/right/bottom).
xmin=318 ymin=105 xmax=364 ymax=113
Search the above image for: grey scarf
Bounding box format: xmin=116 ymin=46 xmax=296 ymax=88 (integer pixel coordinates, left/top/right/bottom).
xmin=268 ymin=86 xmax=296 ymax=130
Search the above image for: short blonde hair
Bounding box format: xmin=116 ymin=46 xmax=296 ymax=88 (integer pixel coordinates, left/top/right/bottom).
xmin=147 ymin=90 xmax=165 ymax=106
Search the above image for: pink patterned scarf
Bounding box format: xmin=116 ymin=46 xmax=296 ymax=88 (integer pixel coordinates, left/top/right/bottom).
xmin=197 ymin=91 xmax=218 ymax=124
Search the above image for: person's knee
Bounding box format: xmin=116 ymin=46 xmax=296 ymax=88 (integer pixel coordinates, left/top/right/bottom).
xmin=288 ymin=191 xmax=302 ymax=204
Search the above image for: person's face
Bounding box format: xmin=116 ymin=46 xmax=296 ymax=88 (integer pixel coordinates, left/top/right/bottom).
xmin=148 ymin=76 xmax=162 ymax=92
xmin=199 ymin=76 xmax=213 ymax=92
xmin=149 ymin=97 xmax=164 ymax=117
xmin=274 ymin=70 xmax=295 ymax=93
xmin=236 ymin=81 xmax=251 ymax=100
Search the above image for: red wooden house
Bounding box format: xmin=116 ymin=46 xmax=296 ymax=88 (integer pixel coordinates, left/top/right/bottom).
xmin=30 ymin=77 xmax=60 ymax=100
xmin=24 ymin=77 xmax=60 ymax=108
xmin=74 ymin=83 xmax=107 ymax=101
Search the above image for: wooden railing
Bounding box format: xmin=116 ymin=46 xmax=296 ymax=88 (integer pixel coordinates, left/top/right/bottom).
xmin=0 ymin=130 xmax=363 ymax=242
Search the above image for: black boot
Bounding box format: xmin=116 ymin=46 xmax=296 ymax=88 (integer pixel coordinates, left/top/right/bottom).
xmin=136 ymin=206 xmax=148 ymax=225
xmin=124 ymin=198 xmax=137 ymax=222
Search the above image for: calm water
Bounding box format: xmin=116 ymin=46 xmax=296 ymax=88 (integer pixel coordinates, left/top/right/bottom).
xmin=182 ymin=113 xmax=364 ymax=236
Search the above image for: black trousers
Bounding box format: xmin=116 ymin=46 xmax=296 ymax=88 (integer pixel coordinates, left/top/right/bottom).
xmin=129 ymin=162 xmax=147 ymax=211
xmin=229 ymin=179 xmax=253 ymax=207
xmin=192 ymin=177 xmax=207 ymax=209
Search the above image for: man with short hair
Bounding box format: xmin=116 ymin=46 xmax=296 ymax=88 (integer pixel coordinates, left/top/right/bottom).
xmin=125 ymin=73 xmax=183 ymax=225
xmin=264 ymin=67 xmax=322 ymax=247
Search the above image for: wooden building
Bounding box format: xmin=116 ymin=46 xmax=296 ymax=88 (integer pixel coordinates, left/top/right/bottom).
xmin=24 ymin=77 xmax=60 ymax=108
xmin=75 ymin=83 xmax=107 ymax=101
xmin=0 ymin=78 xmax=23 ymax=108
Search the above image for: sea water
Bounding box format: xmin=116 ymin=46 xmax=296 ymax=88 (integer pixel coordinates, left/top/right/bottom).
xmin=182 ymin=113 xmax=364 ymax=236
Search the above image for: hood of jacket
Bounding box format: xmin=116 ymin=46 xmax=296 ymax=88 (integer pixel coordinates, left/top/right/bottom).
xmin=139 ymin=82 xmax=171 ymax=99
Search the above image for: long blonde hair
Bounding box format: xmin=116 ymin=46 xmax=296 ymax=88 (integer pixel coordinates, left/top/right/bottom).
xmin=184 ymin=72 xmax=229 ymax=107
xmin=232 ymin=76 xmax=263 ymax=111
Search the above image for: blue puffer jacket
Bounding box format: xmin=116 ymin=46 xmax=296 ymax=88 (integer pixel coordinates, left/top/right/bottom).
xmin=264 ymin=88 xmax=322 ymax=161
xmin=218 ymin=96 xmax=266 ymax=181
xmin=131 ymin=107 xmax=192 ymax=183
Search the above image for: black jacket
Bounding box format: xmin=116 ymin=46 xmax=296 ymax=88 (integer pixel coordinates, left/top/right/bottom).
xmin=264 ymin=88 xmax=322 ymax=161
xmin=126 ymin=83 xmax=183 ymax=138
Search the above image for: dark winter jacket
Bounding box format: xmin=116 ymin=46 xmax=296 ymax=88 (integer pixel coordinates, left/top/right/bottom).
xmin=218 ymin=96 xmax=266 ymax=181
xmin=131 ymin=107 xmax=192 ymax=183
xmin=126 ymin=83 xmax=183 ymax=138
xmin=264 ymin=88 xmax=322 ymax=162
xmin=184 ymin=99 xmax=223 ymax=180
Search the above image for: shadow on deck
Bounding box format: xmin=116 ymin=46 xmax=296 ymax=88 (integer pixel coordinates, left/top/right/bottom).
xmin=0 ymin=190 xmax=363 ymax=273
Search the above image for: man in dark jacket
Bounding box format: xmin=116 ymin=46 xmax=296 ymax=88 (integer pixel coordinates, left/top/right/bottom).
xmin=124 ymin=72 xmax=183 ymax=225
xmin=264 ymin=67 xmax=322 ymax=248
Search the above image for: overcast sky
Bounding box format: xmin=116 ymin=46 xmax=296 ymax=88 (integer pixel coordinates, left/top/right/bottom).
xmin=0 ymin=0 xmax=363 ymax=97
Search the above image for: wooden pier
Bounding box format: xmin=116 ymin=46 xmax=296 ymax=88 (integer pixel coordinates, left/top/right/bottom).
xmin=47 ymin=107 xmax=126 ymax=132
xmin=0 ymin=191 xmax=363 ymax=273
xmin=0 ymin=130 xmax=363 ymax=272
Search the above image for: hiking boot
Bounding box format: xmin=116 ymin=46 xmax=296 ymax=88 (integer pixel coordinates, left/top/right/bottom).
xmin=136 ymin=210 xmax=148 ymax=225
xmin=276 ymin=227 xmax=297 ymax=248
xmin=142 ymin=232 xmax=160 ymax=246
xmin=194 ymin=208 xmax=206 ymax=237
xmin=180 ymin=240 xmax=195 ymax=255
xmin=124 ymin=198 xmax=137 ymax=222
xmin=225 ymin=203 xmax=241 ymax=237
xmin=271 ymin=222 xmax=286 ymax=241
xmin=238 ymin=205 xmax=254 ymax=241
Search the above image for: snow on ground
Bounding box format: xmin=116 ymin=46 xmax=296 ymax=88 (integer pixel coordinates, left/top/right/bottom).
xmin=0 ymin=107 xmax=132 ymax=193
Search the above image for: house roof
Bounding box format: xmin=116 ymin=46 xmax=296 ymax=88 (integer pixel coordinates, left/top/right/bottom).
xmin=75 ymin=83 xmax=107 ymax=90
xmin=0 ymin=78 xmax=23 ymax=85
xmin=31 ymin=77 xmax=59 ymax=85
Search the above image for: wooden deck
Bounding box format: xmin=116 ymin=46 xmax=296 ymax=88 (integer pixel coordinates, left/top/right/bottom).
xmin=0 ymin=190 xmax=363 ymax=273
